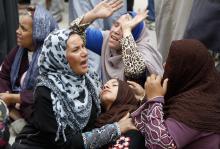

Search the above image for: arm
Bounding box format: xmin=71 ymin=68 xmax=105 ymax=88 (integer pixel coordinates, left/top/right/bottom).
xmin=132 ymin=97 xmax=176 ymax=148
xmin=120 ymin=11 xmax=148 ymax=79
xmin=34 ymin=86 xmax=134 ymax=149
xmin=0 ymin=47 xmax=19 ymax=92
xmin=69 ymin=0 xmax=123 ymax=55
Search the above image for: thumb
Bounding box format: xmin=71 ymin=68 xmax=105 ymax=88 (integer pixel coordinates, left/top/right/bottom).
xmin=162 ymin=78 xmax=168 ymax=94
xmin=6 ymin=91 xmax=9 ymax=93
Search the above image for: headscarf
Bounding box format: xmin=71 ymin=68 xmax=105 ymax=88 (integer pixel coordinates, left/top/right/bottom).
xmin=101 ymin=11 xmax=163 ymax=84
xmin=10 ymin=5 xmax=58 ymax=91
xmin=163 ymin=39 xmax=220 ymax=133
xmin=36 ymin=28 xmax=101 ymax=141
xmin=95 ymin=79 xmax=138 ymax=127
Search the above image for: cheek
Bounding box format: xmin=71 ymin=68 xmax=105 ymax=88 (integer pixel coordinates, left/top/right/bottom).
xmin=67 ymin=53 xmax=81 ymax=70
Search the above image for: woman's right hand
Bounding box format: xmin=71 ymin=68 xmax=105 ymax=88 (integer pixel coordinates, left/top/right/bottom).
xmin=117 ymin=113 xmax=137 ymax=134
xmin=145 ymin=74 xmax=168 ymax=100
xmin=92 ymin=0 xmax=123 ymax=19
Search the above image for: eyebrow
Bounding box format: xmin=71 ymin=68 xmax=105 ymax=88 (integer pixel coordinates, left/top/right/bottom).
xmin=19 ymin=23 xmax=30 ymax=31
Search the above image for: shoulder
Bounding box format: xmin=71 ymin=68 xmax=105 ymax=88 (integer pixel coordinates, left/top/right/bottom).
xmin=34 ymin=86 xmax=52 ymax=101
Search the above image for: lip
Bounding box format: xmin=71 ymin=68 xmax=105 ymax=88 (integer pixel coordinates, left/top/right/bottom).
xmin=100 ymin=89 xmax=111 ymax=96
xmin=80 ymin=59 xmax=88 ymax=68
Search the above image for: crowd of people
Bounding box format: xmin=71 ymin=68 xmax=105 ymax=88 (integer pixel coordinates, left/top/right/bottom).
xmin=0 ymin=0 xmax=219 ymax=149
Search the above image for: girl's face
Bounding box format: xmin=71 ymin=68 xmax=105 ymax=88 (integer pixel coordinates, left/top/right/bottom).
xmin=66 ymin=34 xmax=88 ymax=75
xmin=16 ymin=15 xmax=34 ymax=51
xmin=100 ymin=79 xmax=119 ymax=110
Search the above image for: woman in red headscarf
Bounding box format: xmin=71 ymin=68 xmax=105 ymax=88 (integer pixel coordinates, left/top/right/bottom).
xmin=132 ymin=39 xmax=220 ymax=149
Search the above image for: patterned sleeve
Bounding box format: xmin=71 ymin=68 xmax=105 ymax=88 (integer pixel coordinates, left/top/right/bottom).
xmin=120 ymin=34 xmax=146 ymax=80
xmin=82 ymin=122 xmax=121 ymax=149
xmin=132 ymin=97 xmax=176 ymax=149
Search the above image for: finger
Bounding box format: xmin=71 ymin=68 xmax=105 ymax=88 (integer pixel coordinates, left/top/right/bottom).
xmin=155 ymin=75 xmax=162 ymax=83
xmin=127 ymin=80 xmax=137 ymax=87
xmin=109 ymin=0 xmax=123 ymax=8
xmin=112 ymin=2 xmax=123 ymax=12
xmin=6 ymin=91 xmax=9 ymax=93
xmin=162 ymin=78 xmax=168 ymax=93
xmin=121 ymin=112 xmax=130 ymax=120
xmin=150 ymin=74 xmax=156 ymax=80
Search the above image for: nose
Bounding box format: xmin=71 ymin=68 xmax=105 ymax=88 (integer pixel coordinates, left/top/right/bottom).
xmin=81 ymin=47 xmax=88 ymax=57
xmin=16 ymin=27 xmax=21 ymax=35
xmin=103 ymin=83 xmax=110 ymax=89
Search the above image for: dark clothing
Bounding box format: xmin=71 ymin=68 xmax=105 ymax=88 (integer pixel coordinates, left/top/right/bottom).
xmin=0 ymin=0 xmax=18 ymax=64
xmin=12 ymin=86 xmax=97 ymax=149
xmin=147 ymin=0 xmax=155 ymax=21
xmin=163 ymin=39 xmax=220 ymax=133
xmin=184 ymin=0 xmax=220 ymax=53
xmin=127 ymin=0 xmax=134 ymax=11
xmin=107 ymin=130 xmax=146 ymax=149
xmin=0 ymin=47 xmax=33 ymax=120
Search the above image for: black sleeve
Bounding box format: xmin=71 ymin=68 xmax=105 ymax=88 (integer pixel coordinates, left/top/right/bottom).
xmin=33 ymin=86 xmax=84 ymax=149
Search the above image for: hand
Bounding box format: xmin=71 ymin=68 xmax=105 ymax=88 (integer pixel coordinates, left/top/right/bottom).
xmin=9 ymin=108 xmax=22 ymax=121
xmin=91 ymin=0 xmax=123 ymax=19
xmin=145 ymin=74 xmax=168 ymax=100
xmin=127 ymin=81 xmax=145 ymax=101
xmin=117 ymin=113 xmax=137 ymax=134
xmin=0 ymin=91 xmax=12 ymax=106
xmin=0 ymin=92 xmax=20 ymax=106
xmin=121 ymin=10 xmax=148 ymax=33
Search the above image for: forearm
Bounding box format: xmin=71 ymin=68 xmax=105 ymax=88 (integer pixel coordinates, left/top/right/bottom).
xmin=132 ymin=97 xmax=176 ymax=149
xmin=82 ymin=123 xmax=121 ymax=149
xmin=120 ymin=34 xmax=146 ymax=79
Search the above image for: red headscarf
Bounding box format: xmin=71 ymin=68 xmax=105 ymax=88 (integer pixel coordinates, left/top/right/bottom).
xmin=95 ymin=79 xmax=139 ymax=127
xmin=163 ymin=39 xmax=220 ymax=133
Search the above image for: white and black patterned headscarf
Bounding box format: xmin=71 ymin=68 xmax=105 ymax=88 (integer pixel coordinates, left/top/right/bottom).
xmin=36 ymin=28 xmax=101 ymax=141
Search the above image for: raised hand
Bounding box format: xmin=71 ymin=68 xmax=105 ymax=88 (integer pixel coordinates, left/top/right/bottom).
xmin=127 ymin=80 xmax=145 ymax=101
xmin=92 ymin=0 xmax=123 ymax=19
xmin=145 ymin=74 xmax=168 ymax=100
xmin=121 ymin=10 xmax=148 ymax=33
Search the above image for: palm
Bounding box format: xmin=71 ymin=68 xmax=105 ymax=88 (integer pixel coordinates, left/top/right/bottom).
xmin=131 ymin=11 xmax=147 ymax=28
xmin=92 ymin=0 xmax=123 ymax=19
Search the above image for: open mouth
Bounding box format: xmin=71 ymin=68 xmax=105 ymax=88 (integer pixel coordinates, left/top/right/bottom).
xmin=80 ymin=60 xmax=88 ymax=68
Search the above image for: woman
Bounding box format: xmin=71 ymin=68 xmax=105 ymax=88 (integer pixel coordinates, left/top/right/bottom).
xmin=0 ymin=5 xmax=58 ymax=134
xmin=85 ymin=10 xmax=163 ymax=87
xmin=96 ymin=79 xmax=145 ymax=149
xmin=12 ymin=1 xmax=136 ymax=149
xmin=131 ymin=39 xmax=220 ymax=148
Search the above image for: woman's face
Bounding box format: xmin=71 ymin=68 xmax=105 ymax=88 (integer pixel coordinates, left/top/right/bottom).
xmin=66 ymin=34 xmax=88 ymax=75
xmin=100 ymin=79 xmax=119 ymax=109
xmin=16 ymin=15 xmax=34 ymax=51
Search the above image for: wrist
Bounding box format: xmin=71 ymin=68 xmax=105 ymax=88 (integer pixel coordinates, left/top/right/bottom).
xmin=84 ymin=11 xmax=97 ymax=22
xmin=122 ymin=28 xmax=132 ymax=37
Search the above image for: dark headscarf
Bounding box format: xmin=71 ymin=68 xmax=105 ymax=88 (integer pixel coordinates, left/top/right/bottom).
xmin=163 ymin=39 xmax=220 ymax=133
xmin=95 ymin=79 xmax=139 ymax=127
xmin=10 ymin=5 xmax=58 ymax=91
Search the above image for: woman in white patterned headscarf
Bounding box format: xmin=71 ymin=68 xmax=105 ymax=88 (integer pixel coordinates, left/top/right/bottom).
xmin=12 ymin=1 xmax=136 ymax=149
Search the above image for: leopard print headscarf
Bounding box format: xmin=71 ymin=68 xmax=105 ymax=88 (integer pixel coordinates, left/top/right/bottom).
xmin=36 ymin=28 xmax=101 ymax=141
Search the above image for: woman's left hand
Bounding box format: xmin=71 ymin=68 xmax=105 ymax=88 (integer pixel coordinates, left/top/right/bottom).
xmin=145 ymin=74 xmax=168 ymax=100
xmin=121 ymin=10 xmax=148 ymax=33
xmin=127 ymin=81 xmax=145 ymax=101
xmin=0 ymin=92 xmax=19 ymax=106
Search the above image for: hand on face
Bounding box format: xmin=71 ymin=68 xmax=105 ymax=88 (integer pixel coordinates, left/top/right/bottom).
xmin=92 ymin=0 xmax=123 ymax=19
xmin=127 ymin=81 xmax=145 ymax=101
xmin=145 ymin=74 xmax=168 ymax=100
